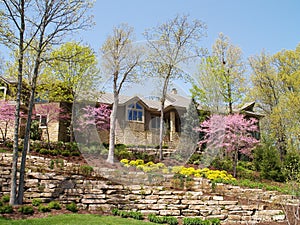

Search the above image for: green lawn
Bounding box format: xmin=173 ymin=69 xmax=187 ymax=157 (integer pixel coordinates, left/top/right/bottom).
xmin=0 ymin=214 xmax=158 ymax=225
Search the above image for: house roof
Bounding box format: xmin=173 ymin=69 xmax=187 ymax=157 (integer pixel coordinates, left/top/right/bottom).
xmin=98 ymin=92 xmax=192 ymax=111
xmin=98 ymin=92 xmax=264 ymax=118
xmin=0 ymin=76 xmax=18 ymax=85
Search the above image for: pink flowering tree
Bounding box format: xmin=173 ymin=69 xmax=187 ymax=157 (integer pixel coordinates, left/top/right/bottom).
xmin=34 ymin=103 xmax=70 ymax=148
xmin=74 ymin=104 xmax=111 ymax=144
xmin=199 ymin=113 xmax=260 ymax=177
xmin=0 ymin=101 xmax=17 ymax=142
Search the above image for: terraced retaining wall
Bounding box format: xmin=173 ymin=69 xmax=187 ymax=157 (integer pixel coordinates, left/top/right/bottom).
xmin=0 ymin=153 xmax=294 ymax=224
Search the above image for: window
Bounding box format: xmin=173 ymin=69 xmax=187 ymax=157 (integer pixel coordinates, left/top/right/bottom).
xmin=0 ymin=87 xmax=7 ymax=100
xmin=151 ymin=116 xmax=160 ymax=129
xmin=37 ymin=114 xmax=47 ymax=128
xmin=127 ymin=102 xmax=143 ymax=122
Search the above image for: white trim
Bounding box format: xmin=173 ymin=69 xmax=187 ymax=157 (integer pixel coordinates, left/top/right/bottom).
xmin=36 ymin=114 xmax=47 ymax=128
xmin=0 ymin=87 xmax=7 ymax=100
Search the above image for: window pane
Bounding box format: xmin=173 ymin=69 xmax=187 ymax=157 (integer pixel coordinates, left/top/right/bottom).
xmin=41 ymin=115 xmax=47 ymax=127
xmin=133 ymin=111 xmax=137 ymax=120
xmin=128 ymin=110 xmax=132 ymax=120
xmin=136 ymin=103 xmax=142 ymax=110
xmin=128 ymin=103 xmax=134 ymax=109
xmin=138 ymin=111 xmax=143 ymax=121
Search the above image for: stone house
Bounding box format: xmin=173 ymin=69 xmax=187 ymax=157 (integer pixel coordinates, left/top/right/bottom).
xmin=97 ymin=89 xmax=191 ymax=147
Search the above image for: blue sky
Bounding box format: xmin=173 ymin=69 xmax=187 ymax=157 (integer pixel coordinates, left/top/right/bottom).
xmin=80 ymin=0 xmax=300 ymax=60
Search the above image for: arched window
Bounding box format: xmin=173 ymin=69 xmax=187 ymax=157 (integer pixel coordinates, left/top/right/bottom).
xmin=127 ymin=102 xmax=143 ymax=122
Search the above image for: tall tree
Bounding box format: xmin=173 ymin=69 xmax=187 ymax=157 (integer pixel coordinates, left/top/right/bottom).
xmin=249 ymin=46 xmax=300 ymax=160
xmin=1 ymin=0 xmax=26 ymax=206
xmin=144 ymin=14 xmax=206 ymax=160
xmin=101 ymin=24 xmax=142 ymax=164
xmin=38 ymin=42 xmax=99 ymax=102
xmin=37 ymin=42 xmax=99 ymax=141
xmin=192 ymin=33 xmax=246 ymax=114
xmin=1 ymin=0 xmax=94 ymax=205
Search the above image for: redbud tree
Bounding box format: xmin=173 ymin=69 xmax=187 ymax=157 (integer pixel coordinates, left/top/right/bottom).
xmin=198 ymin=113 xmax=259 ymax=177
xmin=0 ymin=101 xmax=16 ymax=142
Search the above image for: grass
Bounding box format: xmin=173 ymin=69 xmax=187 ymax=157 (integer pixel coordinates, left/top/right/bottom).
xmin=0 ymin=214 xmax=158 ymax=225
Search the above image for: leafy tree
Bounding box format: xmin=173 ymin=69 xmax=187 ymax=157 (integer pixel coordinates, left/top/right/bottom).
xmin=1 ymin=0 xmax=94 ymax=205
xmin=199 ymin=113 xmax=259 ymax=177
xmin=144 ymin=14 xmax=206 ymax=160
xmin=192 ymin=33 xmax=246 ymax=114
xmin=37 ymin=42 xmax=99 ymax=142
xmin=37 ymin=42 xmax=99 ymax=103
xmin=34 ymin=103 xmax=70 ymax=149
xmin=100 ymin=23 xmax=143 ymax=163
xmin=249 ymin=46 xmax=300 ymax=160
xmin=1 ymin=0 xmax=27 ymax=206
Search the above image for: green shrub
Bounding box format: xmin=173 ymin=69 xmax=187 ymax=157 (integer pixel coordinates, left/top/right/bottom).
xmin=32 ymin=198 xmax=42 ymax=206
xmin=71 ymin=151 xmax=81 ymax=156
xmin=66 ymin=202 xmax=78 ymax=212
xmin=38 ymin=204 xmax=51 ymax=212
xmin=61 ymin=150 xmax=71 ymax=157
xmin=79 ymin=165 xmax=93 ymax=176
xmin=111 ymin=208 xmax=119 ymax=216
xmin=283 ymin=150 xmax=300 ymax=181
xmin=48 ymin=201 xmax=62 ymax=210
xmin=147 ymin=214 xmax=178 ymax=225
xmin=1 ymin=195 xmax=9 ymax=203
xmin=5 ymin=141 xmax=13 ymax=148
xmin=39 ymin=148 xmax=50 ymax=155
xmin=0 ymin=205 xmax=13 ymax=214
xmin=129 ymin=211 xmax=143 ymax=220
xmin=254 ymin=142 xmax=284 ymax=182
xmin=49 ymin=149 xmax=60 ymax=156
xmin=188 ymin=153 xmax=202 ymax=165
xmin=18 ymin=205 xmax=34 ymax=215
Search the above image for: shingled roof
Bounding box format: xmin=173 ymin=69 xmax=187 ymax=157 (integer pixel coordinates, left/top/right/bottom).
xmin=98 ymin=92 xmax=192 ymax=111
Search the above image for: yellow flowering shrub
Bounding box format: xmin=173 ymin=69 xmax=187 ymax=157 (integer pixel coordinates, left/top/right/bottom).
xmin=119 ymin=158 xmax=235 ymax=182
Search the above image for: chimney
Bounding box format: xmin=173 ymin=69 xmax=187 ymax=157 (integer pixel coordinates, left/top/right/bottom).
xmin=171 ymin=88 xmax=177 ymax=95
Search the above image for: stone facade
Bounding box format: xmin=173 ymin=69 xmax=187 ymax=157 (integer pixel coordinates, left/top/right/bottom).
xmin=1 ymin=153 xmax=296 ymax=224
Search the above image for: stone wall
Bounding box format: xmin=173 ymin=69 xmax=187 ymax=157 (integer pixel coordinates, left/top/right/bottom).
xmin=0 ymin=153 xmax=295 ymax=224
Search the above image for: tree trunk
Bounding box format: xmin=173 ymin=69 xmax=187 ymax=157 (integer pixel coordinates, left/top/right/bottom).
xmin=10 ymin=0 xmax=25 ymax=206
xmin=107 ymin=93 xmax=118 ymax=164
xmin=158 ymin=75 xmax=170 ymax=161
xmin=159 ymin=101 xmax=165 ymax=161
xmin=233 ymin=150 xmax=238 ymax=178
xmin=17 ymin=45 xmax=42 ymax=204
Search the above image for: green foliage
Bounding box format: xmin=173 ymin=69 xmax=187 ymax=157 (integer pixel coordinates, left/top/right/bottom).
xmin=187 ymin=153 xmax=202 ymax=165
xmin=147 ymin=214 xmax=178 ymax=225
xmin=254 ymin=142 xmax=284 ymax=182
xmin=66 ymin=202 xmax=78 ymax=212
xmin=48 ymin=201 xmax=62 ymax=210
xmin=1 ymin=195 xmax=10 ymax=203
xmin=0 ymin=205 xmax=13 ymax=214
xmin=111 ymin=208 xmax=144 ymax=220
xmin=18 ymin=205 xmax=34 ymax=215
xmin=211 ymin=157 xmax=233 ymax=172
xmin=183 ymin=217 xmax=220 ymax=225
xmin=79 ymin=165 xmax=94 ymax=176
xmin=283 ymin=150 xmax=300 ymax=181
xmin=30 ymin=120 xmax=42 ymax=140
xmin=38 ymin=205 xmax=51 ymax=213
xmin=32 ymin=198 xmax=42 ymax=206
